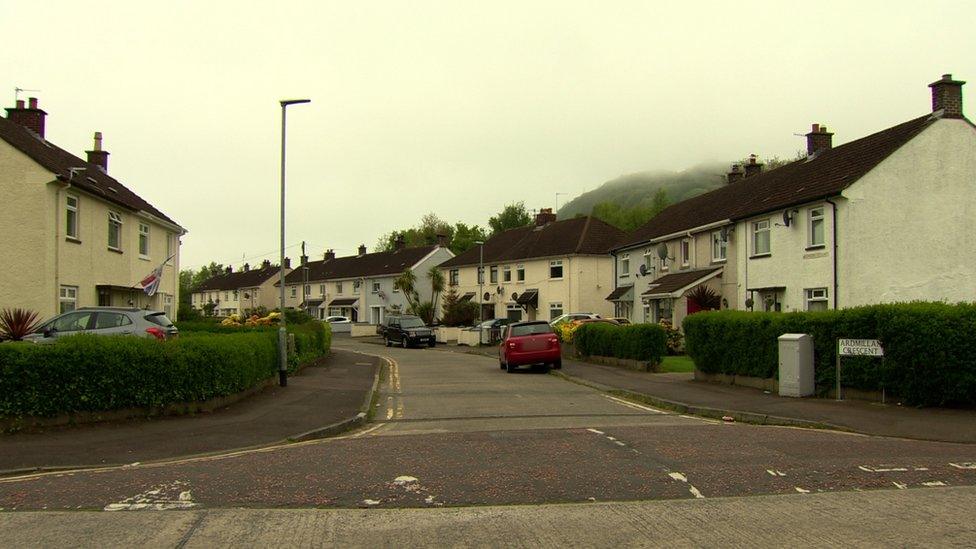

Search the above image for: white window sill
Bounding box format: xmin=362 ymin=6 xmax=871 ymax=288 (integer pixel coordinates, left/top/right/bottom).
xmin=550 ymin=277 xmax=564 ymax=281
xmin=139 ymin=255 xmax=151 ymax=261
xmin=711 ymin=258 xmax=727 ymax=264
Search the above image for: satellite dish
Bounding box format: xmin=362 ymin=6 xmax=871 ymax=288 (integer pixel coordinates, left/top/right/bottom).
xmin=638 ymin=264 xmax=648 ymax=276
xmin=657 ymin=243 xmax=669 ymax=261
xmin=496 ymin=286 xmax=503 ymax=294
xmin=782 ymin=209 xmax=792 ymax=227
xmin=511 ymin=292 xmax=518 ymax=301
xmin=483 ymin=292 xmax=491 ymax=301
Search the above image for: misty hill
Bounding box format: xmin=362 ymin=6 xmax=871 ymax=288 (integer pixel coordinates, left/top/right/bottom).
xmin=557 ymin=163 xmax=728 ymax=220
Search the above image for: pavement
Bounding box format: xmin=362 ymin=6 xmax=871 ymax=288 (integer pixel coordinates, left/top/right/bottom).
xmin=3 ymin=486 xmax=976 ymax=547
xmin=435 ymin=341 xmax=976 ymax=444
xmin=0 ymin=349 xmax=380 ymax=474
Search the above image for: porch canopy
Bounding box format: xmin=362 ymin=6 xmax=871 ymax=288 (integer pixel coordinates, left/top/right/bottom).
xmin=302 ymin=299 xmax=324 ymax=308
xmin=515 ymin=289 xmax=538 ymax=307
xmin=329 ymin=298 xmax=358 ymax=306
xmin=641 ymin=268 xmax=722 ymax=300
xmin=459 ymin=292 xmax=476 ymax=302
xmin=605 ymin=285 xmax=634 ymax=302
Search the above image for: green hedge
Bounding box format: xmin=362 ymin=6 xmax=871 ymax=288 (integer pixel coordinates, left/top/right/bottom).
xmin=574 ymin=323 xmax=667 ymax=364
xmin=175 ymin=321 xmax=331 ymax=370
xmin=0 ymin=322 xmax=332 ymax=418
xmin=682 ymin=303 xmax=976 ymax=407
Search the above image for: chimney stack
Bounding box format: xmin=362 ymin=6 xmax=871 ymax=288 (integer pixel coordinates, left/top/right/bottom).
xmin=929 ymin=73 xmax=965 ymax=118
xmin=534 ymin=207 xmax=557 ymax=226
xmin=283 ymin=257 xmax=291 ymax=269
xmin=394 ymin=234 xmax=406 ymax=250
xmin=805 ymin=124 xmax=834 ymax=156
xmin=262 ymin=259 xmax=271 ymax=268
xmin=5 ymin=97 xmax=47 ymax=138
xmin=436 ymin=233 xmax=448 ymax=247
xmin=324 ymin=249 xmax=336 ymax=260
xmin=225 ymin=266 xmax=233 ymax=274
xmin=358 ymin=244 xmax=367 ymax=256
xmin=86 ymin=132 xmax=110 ymax=171
xmin=243 ymin=263 xmax=250 ymax=272
xmin=744 ymin=155 xmax=764 ymax=178
xmin=726 ymin=163 xmax=743 ymax=184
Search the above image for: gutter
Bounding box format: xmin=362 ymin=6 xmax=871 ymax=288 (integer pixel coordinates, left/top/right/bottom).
xmin=610 ymin=219 xmax=731 ymax=254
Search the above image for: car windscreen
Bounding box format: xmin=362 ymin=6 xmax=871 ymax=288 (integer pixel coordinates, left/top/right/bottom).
xmin=510 ymin=323 xmax=553 ymax=337
xmin=399 ymin=317 xmax=426 ymax=329
xmin=144 ymin=313 xmax=174 ymax=327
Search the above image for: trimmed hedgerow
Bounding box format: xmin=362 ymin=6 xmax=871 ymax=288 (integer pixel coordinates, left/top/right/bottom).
xmin=0 ymin=322 xmax=332 ymax=418
xmin=574 ymin=323 xmax=667 ymax=364
xmin=682 ymin=303 xmax=976 ymax=407
xmin=176 ymin=321 xmax=331 ymax=370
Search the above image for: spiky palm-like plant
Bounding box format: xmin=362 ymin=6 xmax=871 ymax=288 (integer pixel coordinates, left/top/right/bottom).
xmin=0 ymin=308 xmax=41 ymax=341
xmin=686 ymin=285 xmax=722 ymax=311
xmin=427 ymin=265 xmax=445 ymax=323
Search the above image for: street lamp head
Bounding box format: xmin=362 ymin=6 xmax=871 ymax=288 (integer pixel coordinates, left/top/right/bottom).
xmin=280 ymin=99 xmax=311 ymax=106
xmin=475 ymin=241 xmax=484 ymax=245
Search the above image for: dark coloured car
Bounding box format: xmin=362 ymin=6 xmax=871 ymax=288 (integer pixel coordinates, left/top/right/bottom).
xmin=499 ymin=321 xmax=561 ymax=373
xmin=384 ymin=315 xmax=436 ymax=348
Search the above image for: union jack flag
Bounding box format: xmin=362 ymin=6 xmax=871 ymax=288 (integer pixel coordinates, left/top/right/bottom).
xmin=140 ymin=255 xmax=175 ymax=297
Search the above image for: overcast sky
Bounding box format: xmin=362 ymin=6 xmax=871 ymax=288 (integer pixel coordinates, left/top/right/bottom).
xmin=3 ymin=1 xmax=974 ymax=269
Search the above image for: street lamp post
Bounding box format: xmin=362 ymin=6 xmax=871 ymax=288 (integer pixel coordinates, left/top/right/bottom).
xmin=475 ymin=240 xmax=484 ymax=344
xmin=278 ymin=98 xmax=310 ymax=387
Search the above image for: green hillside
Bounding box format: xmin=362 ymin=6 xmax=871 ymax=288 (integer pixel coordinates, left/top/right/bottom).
xmin=557 ymin=162 xmax=728 ymax=221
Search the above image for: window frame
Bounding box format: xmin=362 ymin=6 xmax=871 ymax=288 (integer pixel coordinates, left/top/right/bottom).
xmin=108 ymin=211 xmax=123 ymax=251
xmin=711 ymin=230 xmax=727 ymax=262
xmin=138 ymin=222 xmax=150 ymax=258
xmin=515 ymin=264 xmax=525 ymax=283
xmin=805 ymin=287 xmax=829 ymax=311
xmin=549 ymin=301 xmax=564 ymax=321
xmin=319 ymin=284 xmax=326 ymax=295
xmin=371 ymin=280 xmax=381 ymax=293
xmin=449 ymin=269 xmax=459 ymax=286
xmin=752 ymin=219 xmax=771 ymax=257
xmin=290 ymin=286 xmax=297 ymax=298
xmin=808 ymin=206 xmax=826 ymax=248
xmin=681 ymin=239 xmax=691 ymax=267
xmin=620 ymin=253 xmax=630 ymax=276
xmin=502 ymin=266 xmax=511 ymax=283
xmin=66 ymin=194 xmax=79 ymax=240
xmin=337 ymin=281 xmax=344 ymax=294
xmin=489 ymin=265 xmax=498 ymax=284
xmin=59 ymin=285 xmax=78 ymax=314
xmin=549 ymin=259 xmax=563 ymax=280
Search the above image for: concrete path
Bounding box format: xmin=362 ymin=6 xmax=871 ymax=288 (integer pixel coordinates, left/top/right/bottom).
xmin=0 ymin=350 xmax=379 ymax=473
xmin=2 ymin=486 xmax=974 ymax=547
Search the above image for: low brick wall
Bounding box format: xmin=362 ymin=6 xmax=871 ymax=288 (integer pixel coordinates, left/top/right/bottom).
xmin=694 ymin=370 xmax=778 ymax=391
xmin=350 ymin=323 xmax=377 ymax=337
xmin=585 ymin=354 xmax=660 ymax=373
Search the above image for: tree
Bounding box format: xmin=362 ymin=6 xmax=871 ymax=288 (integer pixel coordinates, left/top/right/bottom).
xmin=393 ymin=270 xmax=420 ymax=312
xmin=375 ymin=215 xmax=488 ymax=255
xmin=590 ymin=189 xmax=671 ymax=232
xmin=428 ymin=264 xmax=445 ymax=322
xmin=449 ymin=222 xmax=488 ymax=255
xmin=488 ymin=202 xmax=532 ymax=236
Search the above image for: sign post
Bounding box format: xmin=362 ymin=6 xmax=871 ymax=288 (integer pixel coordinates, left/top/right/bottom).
xmin=836 ymin=339 xmax=884 ymax=401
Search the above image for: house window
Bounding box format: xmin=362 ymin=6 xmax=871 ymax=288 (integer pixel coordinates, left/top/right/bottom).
xmin=138 ymin=223 xmax=150 ymax=257
xmin=291 ymin=286 xmax=297 ymax=298
xmin=163 ymin=294 xmax=173 ymax=317
xmin=549 ymin=302 xmax=563 ymax=320
xmin=224 ymin=292 xmax=229 ymax=301
xmin=809 ymin=207 xmax=825 ymax=247
xmin=59 ymin=285 xmax=78 ymax=313
xmin=353 ymin=280 xmax=361 ymax=291
xmin=233 ymin=290 xmax=238 ymax=300
xmin=752 ymin=219 xmax=771 ymax=256
xmin=712 ymin=230 xmax=727 ymax=262
xmin=660 ymin=246 xmax=669 ymax=271
xmin=337 ymin=281 xmax=344 ymax=294
xmin=643 ymin=249 xmax=654 ymax=272
xmin=642 ymin=303 xmax=651 ymax=323
xmin=166 ymin=233 xmax=173 ymax=261
xmin=516 ymin=264 xmax=525 ymax=282
xmin=506 ymin=304 xmax=523 ymax=322
xmin=805 ymin=288 xmax=829 ymax=311
xmin=503 ymin=266 xmax=511 ymax=282
xmin=620 ymin=254 xmax=630 ymax=276
xmin=449 ymin=269 xmax=459 ymax=286
xmin=681 ymin=239 xmax=690 ymax=267
xmin=108 ymin=211 xmax=123 ymax=250
xmin=66 ymin=195 xmax=79 ymax=239
xmin=304 ymin=285 xmax=311 ymax=296
xmin=549 ymin=260 xmax=563 ymax=279
xmin=319 ymin=284 xmax=326 ymax=295
xmin=490 ymin=266 xmax=498 ymax=284
xmin=655 ymin=299 xmax=673 ymax=323
xmin=372 ymin=281 xmax=381 ymax=293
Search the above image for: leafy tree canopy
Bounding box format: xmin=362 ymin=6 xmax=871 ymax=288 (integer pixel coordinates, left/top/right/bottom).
xmin=375 ymin=213 xmax=489 ymax=255
xmin=488 ymin=201 xmax=532 ymax=236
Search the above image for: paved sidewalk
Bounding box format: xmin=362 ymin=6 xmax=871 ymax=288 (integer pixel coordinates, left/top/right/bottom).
xmin=429 ymin=341 xmax=976 ymax=443
xmin=0 ymin=350 xmax=380 ymax=473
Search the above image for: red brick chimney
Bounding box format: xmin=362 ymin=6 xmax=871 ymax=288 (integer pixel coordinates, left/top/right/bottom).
xmin=86 ymin=132 xmax=110 ymax=172
xmin=243 ymin=263 xmax=250 ymax=272
xmin=805 ymin=124 xmax=834 ymax=156
xmin=534 ymin=207 xmax=557 ymax=226
xmin=5 ymin=97 xmax=47 ymax=137
xmin=436 ymin=233 xmax=448 ymax=247
xmin=929 ymin=74 xmax=965 ymax=118
xmin=726 ymin=163 xmax=743 ymax=184
xmin=358 ymin=244 xmax=367 ymax=256
xmin=744 ymin=155 xmax=764 ymax=178
xmin=261 ymin=259 xmax=272 ymax=269
xmin=324 ymin=249 xmax=336 ymax=260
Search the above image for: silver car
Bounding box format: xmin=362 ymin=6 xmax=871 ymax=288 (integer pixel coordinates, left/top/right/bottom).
xmin=25 ymin=307 xmax=179 ymax=343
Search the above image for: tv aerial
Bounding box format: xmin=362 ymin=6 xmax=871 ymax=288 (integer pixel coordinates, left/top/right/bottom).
xmin=14 ymin=87 xmax=41 ymax=102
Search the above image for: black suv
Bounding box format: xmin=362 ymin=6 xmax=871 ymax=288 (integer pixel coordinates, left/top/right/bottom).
xmin=383 ymin=315 xmax=436 ymax=348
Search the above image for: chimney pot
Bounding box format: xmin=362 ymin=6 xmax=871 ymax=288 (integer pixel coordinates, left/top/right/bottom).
xmin=929 ymin=73 xmax=966 ymax=118
xmin=324 ymin=249 xmax=336 ymax=260
xmin=15 ymin=99 xmax=25 ymax=109
xmin=86 ymin=131 xmax=110 ymax=171
xmin=28 ymin=97 xmax=37 ymax=109
xmin=744 ymin=155 xmax=764 ymax=178
xmin=6 ymin=97 xmax=47 ymax=137
xmin=262 ymin=259 xmax=271 ymax=268
xmin=534 ymin=207 xmax=557 ymax=226
xmin=243 ymin=262 xmax=250 ymax=272
xmin=805 ymin=123 xmax=834 ymax=156
xmin=225 ymin=266 xmax=233 ymax=274
xmin=726 ymin=163 xmax=744 ymax=184
xmin=358 ymin=244 xmax=367 ymax=256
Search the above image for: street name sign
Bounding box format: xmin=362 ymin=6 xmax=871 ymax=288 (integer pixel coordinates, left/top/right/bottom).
xmin=838 ymin=339 xmax=884 ymax=357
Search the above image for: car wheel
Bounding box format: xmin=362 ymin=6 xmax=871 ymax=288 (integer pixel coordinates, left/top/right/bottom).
xmin=499 ymin=358 xmax=506 ymax=370
xmin=401 ymin=338 xmax=409 ymax=349
xmin=553 ymin=359 xmax=562 ymax=370
xmin=506 ymin=362 xmax=516 ymax=373
xmin=428 ymin=340 xmax=436 ymax=348
xmin=385 ymin=337 xmax=392 ymax=347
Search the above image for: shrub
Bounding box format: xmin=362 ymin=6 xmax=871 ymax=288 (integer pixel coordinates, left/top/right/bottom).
xmin=176 ymin=306 xmax=203 ymax=322
xmin=574 ymin=323 xmax=667 ymax=364
xmin=682 ymin=303 xmax=976 ymax=407
xmin=0 ymin=308 xmax=41 ymax=341
xmin=658 ymin=319 xmax=683 ymax=354
xmin=176 ymin=320 xmax=330 ymax=371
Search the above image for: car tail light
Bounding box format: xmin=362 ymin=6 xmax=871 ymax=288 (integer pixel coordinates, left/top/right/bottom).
xmin=548 ymin=337 xmax=558 ymax=345
xmin=145 ymin=327 xmax=166 ymax=340
xmin=508 ymin=342 xmax=516 ymax=349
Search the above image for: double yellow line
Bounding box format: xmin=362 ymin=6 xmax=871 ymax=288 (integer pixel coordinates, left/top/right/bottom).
xmin=385 ymin=356 xmax=404 ymax=420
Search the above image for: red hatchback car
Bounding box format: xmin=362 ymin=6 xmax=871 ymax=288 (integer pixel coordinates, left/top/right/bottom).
xmin=499 ymin=321 xmax=562 ymax=373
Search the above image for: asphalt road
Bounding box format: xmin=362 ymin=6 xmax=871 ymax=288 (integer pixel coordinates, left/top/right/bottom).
xmin=1 ymin=339 xmax=974 ymax=545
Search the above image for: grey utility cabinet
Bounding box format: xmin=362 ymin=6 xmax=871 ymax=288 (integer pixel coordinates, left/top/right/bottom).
xmin=778 ymin=333 xmax=814 ymax=397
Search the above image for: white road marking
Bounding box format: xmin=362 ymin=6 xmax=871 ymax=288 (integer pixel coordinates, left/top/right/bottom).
xmin=604 ymin=395 xmax=664 ymax=414
xmin=667 ymin=472 xmax=705 ymax=499
xmin=950 ymin=462 xmax=976 ymax=470
xmin=893 ymin=482 xmax=907 ymax=489
xmin=362 ymin=499 xmax=381 ymax=506
xmin=688 ymin=486 xmax=705 ymax=499
xmin=393 ymin=476 xmax=418 ymax=485
xmin=352 ymin=423 xmax=387 ymax=438
xmin=794 ymin=487 xmax=810 ymax=494
xmin=104 ymin=481 xmax=197 ymax=511
xmin=914 ymin=467 xmax=929 ymax=471
xmin=766 ymin=469 xmax=786 ymax=477
xmin=586 ymin=428 xmax=605 ymax=435
xmin=858 ymin=466 xmax=908 ymax=473
xmin=613 ymin=441 xmax=626 ymax=446
xmin=668 ymin=472 xmax=687 ymax=482
xmin=606 ymin=436 xmax=617 ymax=441
xmin=922 ymin=481 xmax=948 ymax=487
